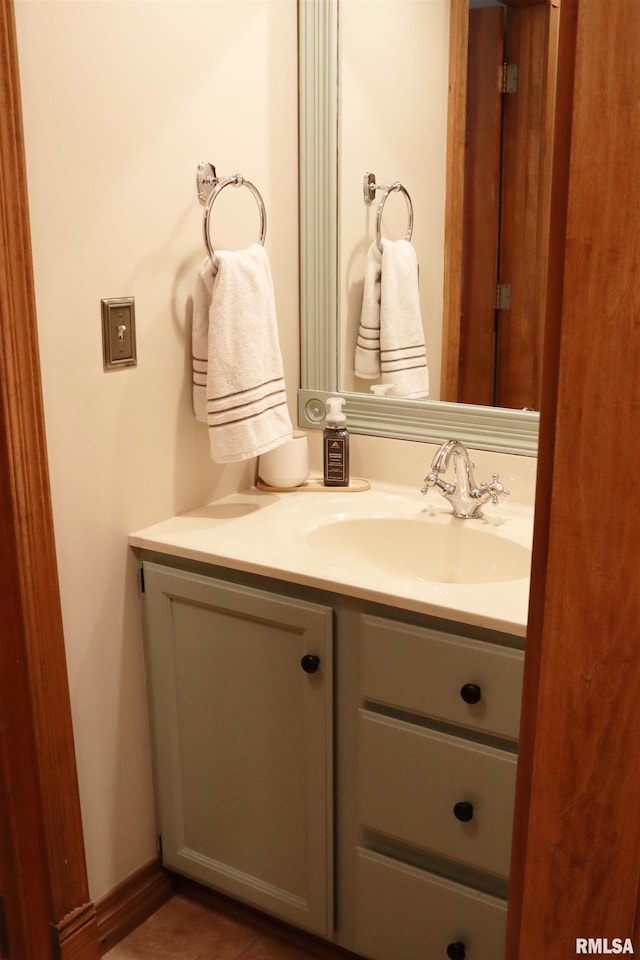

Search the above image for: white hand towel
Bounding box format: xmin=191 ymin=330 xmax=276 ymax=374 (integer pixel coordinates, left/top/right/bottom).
xmin=354 ymin=242 xmax=382 ymax=379
xmin=379 ymin=238 xmax=429 ymax=399
xmin=192 ymin=244 xmax=293 ymax=463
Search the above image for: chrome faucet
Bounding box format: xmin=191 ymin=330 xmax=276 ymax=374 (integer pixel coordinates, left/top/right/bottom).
xmin=421 ymin=440 xmax=509 ymax=519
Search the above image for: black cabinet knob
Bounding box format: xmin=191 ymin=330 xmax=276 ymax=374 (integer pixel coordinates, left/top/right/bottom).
xmin=446 ymin=942 xmax=466 ymax=960
xmin=460 ymin=683 xmax=482 ymax=704
xmin=300 ymin=654 xmax=320 ymax=674
xmin=453 ymin=801 xmax=474 ymax=822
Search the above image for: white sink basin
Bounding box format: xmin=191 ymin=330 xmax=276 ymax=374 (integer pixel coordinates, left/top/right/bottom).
xmin=305 ymin=513 xmax=531 ymax=584
xmin=130 ymin=482 xmax=534 ymax=634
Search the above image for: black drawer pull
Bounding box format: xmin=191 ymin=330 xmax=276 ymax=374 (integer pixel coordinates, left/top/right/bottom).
xmin=446 ymin=942 xmax=466 ymax=960
xmin=460 ymin=683 xmax=482 ymax=704
xmin=300 ymin=654 xmax=320 ymax=674
xmin=453 ymin=801 xmax=474 ymax=822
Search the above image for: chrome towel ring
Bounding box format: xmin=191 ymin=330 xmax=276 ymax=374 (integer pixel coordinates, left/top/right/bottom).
xmin=197 ymin=161 xmax=267 ymax=259
xmin=363 ymin=171 xmax=414 ymax=252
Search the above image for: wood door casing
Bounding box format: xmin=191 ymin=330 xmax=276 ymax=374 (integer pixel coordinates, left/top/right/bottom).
xmin=0 ymin=3 xmax=99 ymax=958
xmin=507 ymin=0 xmax=640 ymax=955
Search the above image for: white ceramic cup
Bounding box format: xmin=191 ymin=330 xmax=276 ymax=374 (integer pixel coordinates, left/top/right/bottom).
xmin=258 ymin=431 xmax=309 ymax=488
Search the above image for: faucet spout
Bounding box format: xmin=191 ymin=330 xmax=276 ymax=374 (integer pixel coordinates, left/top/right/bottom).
xmin=429 ymin=439 xmax=473 ymax=478
xmin=421 ymin=440 xmax=509 ymax=519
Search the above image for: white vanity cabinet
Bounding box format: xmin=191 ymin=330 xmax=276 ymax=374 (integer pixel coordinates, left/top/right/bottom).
xmin=139 ymin=557 xmax=524 ymax=960
xmin=141 ymin=562 xmax=334 ymax=938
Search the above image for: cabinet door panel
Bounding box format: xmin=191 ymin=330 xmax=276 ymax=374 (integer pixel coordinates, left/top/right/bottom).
xmin=142 ymin=563 xmax=333 ymax=937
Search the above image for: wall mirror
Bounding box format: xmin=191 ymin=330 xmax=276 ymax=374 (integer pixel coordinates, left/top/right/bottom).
xmin=298 ymin=0 xmax=560 ymax=455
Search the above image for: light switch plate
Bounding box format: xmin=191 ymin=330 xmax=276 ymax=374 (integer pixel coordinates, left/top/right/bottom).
xmin=101 ymin=297 xmax=137 ymax=369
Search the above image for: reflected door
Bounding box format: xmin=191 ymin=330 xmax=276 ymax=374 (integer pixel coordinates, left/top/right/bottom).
xmin=459 ymin=2 xmax=558 ymax=410
xmin=459 ymin=4 xmax=503 ymax=407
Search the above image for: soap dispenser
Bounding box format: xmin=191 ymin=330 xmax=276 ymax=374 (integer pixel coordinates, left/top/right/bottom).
xmin=323 ymin=396 xmax=350 ymax=487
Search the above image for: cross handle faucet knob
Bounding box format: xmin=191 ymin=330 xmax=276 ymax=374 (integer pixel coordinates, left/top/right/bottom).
xmin=481 ymin=473 xmax=509 ymax=505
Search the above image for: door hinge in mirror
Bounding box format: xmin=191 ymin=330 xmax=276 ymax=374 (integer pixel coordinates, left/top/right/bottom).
xmin=496 ymin=283 xmax=512 ymax=311
xmin=499 ymin=63 xmax=518 ymax=94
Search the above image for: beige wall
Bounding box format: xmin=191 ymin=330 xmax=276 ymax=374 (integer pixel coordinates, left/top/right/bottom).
xmin=14 ymin=0 xmax=299 ymax=901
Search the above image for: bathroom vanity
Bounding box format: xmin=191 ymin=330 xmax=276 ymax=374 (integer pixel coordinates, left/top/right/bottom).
xmin=130 ymin=484 xmax=529 ymax=960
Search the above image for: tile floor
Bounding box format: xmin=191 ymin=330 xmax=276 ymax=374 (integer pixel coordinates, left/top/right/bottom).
xmin=104 ymin=895 xmax=325 ymax=960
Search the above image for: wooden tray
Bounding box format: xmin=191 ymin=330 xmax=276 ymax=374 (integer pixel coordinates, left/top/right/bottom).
xmin=256 ymin=476 xmax=371 ymax=493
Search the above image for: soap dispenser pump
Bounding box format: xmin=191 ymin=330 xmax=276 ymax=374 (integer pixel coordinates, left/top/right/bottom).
xmin=323 ymin=396 xmax=350 ymax=487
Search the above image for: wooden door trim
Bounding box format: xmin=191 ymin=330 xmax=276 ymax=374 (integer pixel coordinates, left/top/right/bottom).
xmin=0 ymin=3 xmax=99 ymax=958
xmin=505 ymin=0 xmax=576 ymax=951
xmin=508 ymin=0 xmax=640 ymax=955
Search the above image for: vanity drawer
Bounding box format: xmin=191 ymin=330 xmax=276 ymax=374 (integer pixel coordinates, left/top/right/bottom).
xmin=355 ymin=848 xmax=506 ymax=960
xmin=360 ymin=614 xmax=524 ymax=741
xmin=359 ymin=710 xmax=516 ymax=878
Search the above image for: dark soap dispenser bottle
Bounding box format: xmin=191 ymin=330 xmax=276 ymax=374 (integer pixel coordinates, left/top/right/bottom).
xmin=323 ymin=396 xmax=349 ymax=487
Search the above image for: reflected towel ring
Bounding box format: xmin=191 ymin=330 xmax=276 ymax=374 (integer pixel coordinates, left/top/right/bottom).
xmin=376 ymin=181 xmax=413 ymax=253
xmin=202 ymin=175 xmax=267 ymax=259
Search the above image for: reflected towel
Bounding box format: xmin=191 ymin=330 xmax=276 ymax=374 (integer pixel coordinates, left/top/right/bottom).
xmin=354 ymin=239 xmax=429 ymax=398
xmin=354 ymin=242 xmax=382 ymax=379
xmin=192 ymin=244 xmax=293 ymax=462
xmin=379 ymin=238 xmax=429 ymax=398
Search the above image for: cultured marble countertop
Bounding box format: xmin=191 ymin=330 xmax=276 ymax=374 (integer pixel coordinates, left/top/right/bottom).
xmin=129 ymin=481 xmax=533 ymax=638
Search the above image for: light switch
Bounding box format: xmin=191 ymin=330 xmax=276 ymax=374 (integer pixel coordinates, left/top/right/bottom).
xmin=101 ymin=297 xmax=137 ymax=369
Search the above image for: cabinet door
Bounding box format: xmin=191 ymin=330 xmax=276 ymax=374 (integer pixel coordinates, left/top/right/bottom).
xmin=142 ymin=562 xmax=333 ymax=937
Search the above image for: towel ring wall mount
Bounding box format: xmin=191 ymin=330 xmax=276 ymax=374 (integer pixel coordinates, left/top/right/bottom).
xmin=197 ymin=160 xmax=267 ymax=259
xmin=363 ymin=171 xmax=413 ymax=252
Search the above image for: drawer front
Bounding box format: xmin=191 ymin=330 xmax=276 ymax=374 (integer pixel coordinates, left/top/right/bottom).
xmin=359 ymin=711 xmax=516 ymax=878
xmin=360 ymin=614 xmax=524 ymax=741
xmin=355 ymin=848 xmax=507 ymax=960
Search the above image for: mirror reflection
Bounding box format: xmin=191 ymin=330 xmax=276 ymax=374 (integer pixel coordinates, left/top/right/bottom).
xmin=339 ymin=0 xmax=450 ymax=402
xmin=338 ymin=0 xmax=559 ymax=411
xmin=298 ymin=0 xmax=551 ymax=454
xmin=453 ymin=0 xmax=559 ymax=410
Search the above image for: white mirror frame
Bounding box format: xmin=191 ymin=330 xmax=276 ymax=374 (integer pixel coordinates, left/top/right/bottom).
xmin=297 ymin=0 xmax=539 ymax=457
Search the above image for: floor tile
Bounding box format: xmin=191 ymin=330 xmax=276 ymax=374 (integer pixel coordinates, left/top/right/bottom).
xmin=237 ymin=934 xmax=321 ymax=960
xmin=104 ymin=895 xmax=260 ymax=960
